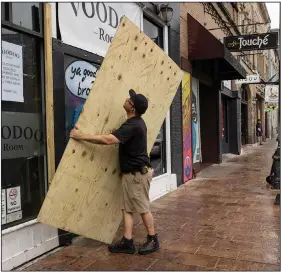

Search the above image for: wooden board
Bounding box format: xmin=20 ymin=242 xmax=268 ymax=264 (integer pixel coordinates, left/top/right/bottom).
xmin=38 ymin=16 xmax=184 ymax=244
xmin=44 ymin=3 xmax=55 ymax=185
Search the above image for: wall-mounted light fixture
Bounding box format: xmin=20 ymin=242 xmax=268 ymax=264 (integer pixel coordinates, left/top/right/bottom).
xmin=158 ymin=4 xmax=173 ymax=23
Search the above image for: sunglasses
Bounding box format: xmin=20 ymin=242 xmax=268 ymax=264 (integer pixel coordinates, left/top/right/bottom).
xmin=126 ymin=98 xmax=134 ymax=107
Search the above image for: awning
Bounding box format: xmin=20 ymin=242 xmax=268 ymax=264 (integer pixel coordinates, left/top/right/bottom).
xmin=187 ymin=14 xmax=247 ymax=80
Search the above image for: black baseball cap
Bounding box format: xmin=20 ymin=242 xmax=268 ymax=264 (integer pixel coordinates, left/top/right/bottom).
xmin=129 ymin=89 xmax=148 ymax=115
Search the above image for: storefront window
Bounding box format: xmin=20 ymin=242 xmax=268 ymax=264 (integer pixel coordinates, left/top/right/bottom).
xmin=1 ymin=27 xmax=46 ymax=229
xmin=64 ymin=55 xmax=100 ymax=140
xmin=1 ymin=3 xmax=42 ymax=33
xmin=143 ymin=17 xmax=166 ymax=177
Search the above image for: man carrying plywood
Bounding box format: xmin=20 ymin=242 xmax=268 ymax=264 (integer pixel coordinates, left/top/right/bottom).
xmin=70 ymin=89 xmax=159 ymax=255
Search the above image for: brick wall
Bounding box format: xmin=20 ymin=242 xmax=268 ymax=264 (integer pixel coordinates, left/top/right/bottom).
xmin=180 ymin=3 xmax=269 ymax=146
xmin=168 ymin=3 xmax=184 ymax=187
xmin=180 ymin=3 xmax=228 ymax=60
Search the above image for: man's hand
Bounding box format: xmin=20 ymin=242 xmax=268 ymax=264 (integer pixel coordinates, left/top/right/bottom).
xmin=70 ymin=125 xmax=85 ymax=140
xmin=69 ymin=125 xmax=120 ymax=145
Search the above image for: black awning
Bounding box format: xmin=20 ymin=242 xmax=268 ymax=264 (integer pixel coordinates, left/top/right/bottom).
xmin=187 ymin=14 xmax=247 ymax=80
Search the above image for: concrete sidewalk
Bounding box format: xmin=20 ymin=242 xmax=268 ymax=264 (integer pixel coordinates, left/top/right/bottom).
xmin=22 ymin=140 xmax=280 ymax=271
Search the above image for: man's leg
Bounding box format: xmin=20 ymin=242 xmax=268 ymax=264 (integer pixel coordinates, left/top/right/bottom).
xmin=123 ymin=210 xmax=134 ymax=239
xmin=140 ymin=211 xmax=155 ymax=236
xmin=108 ymin=174 xmax=136 ymax=254
xmin=107 ymin=210 xmax=136 ymax=254
xmin=138 ymin=211 xmax=159 ymax=255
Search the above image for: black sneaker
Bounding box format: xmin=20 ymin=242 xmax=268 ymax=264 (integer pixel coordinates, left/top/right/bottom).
xmin=108 ymin=236 xmax=136 ymax=254
xmin=138 ymin=234 xmax=160 ymax=255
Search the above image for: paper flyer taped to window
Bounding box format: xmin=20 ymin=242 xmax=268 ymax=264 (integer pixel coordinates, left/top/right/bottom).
xmin=2 ymin=41 xmax=24 ymax=103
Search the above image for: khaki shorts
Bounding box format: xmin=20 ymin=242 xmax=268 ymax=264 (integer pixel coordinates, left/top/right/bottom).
xmin=121 ymin=169 xmax=153 ymax=214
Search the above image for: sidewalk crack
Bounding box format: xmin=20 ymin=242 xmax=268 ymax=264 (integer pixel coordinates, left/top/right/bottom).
xmin=146 ymin=259 xmax=158 ymax=270
xmin=194 ymin=245 xmax=202 ymax=254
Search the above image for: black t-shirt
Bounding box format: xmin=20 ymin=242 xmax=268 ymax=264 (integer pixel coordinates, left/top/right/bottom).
xmin=112 ymin=116 xmax=151 ymax=173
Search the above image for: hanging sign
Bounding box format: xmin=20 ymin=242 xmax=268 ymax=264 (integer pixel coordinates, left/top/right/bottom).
xmin=224 ymin=32 xmax=278 ymax=52
xmin=265 ymin=85 xmax=279 ymax=103
xmin=2 ymin=41 xmax=24 ymax=102
xmin=235 ymin=74 xmax=260 ymax=84
xmin=58 ymin=2 xmax=142 ymax=57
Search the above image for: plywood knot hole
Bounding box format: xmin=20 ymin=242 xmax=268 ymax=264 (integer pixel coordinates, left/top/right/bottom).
xmin=90 ymin=154 xmax=94 ymax=161
xmin=111 ymin=66 xmax=113 ymax=69
xmin=142 ymin=54 xmax=146 ymax=58
xmin=73 ymin=165 xmax=75 ymax=168
xmin=119 ymin=55 xmax=122 ymax=59
xmin=160 ymin=71 xmax=163 ymax=74
xmin=97 ymin=113 xmax=100 ymax=116
xmin=75 ymin=188 xmax=78 ymax=192
xmin=72 ymin=149 xmax=75 ymax=153
xmin=105 ymin=167 xmax=108 ymax=172
xmin=170 ymin=66 xmax=172 ymax=69
xmin=134 ymin=47 xmax=137 ymax=50
xmin=161 ymin=60 xmax=164 ymax=65
xmin=145 ymin=42 xmax=147 ymax=45
xmin=82 ymin=151 xmax=87 ymax=157
xmin=118 ymin=75 xmax=122 ymax=80
xmin=135 ymin=35 xmax=138 ymax=40
xmin=112 ymin=168 xmax=117 ymax=174
xmin=151 ymin=48 xmax=153 ymax=52
xmin=105 ymin=203 xmax=108 ymax=206
xmin=122 ymin=23 xmax=125 ymax=27
xmin=174 ymin=72 xmax=176 ymax=75
xmin=105 ymin=116 xmax=109 ymax=123
xmin=167 ymin=77 xmax=170 ymax=81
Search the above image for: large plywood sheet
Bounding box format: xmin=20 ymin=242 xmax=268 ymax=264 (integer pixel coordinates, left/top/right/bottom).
xmin=38 ymin=17 xmax=184 ymax=244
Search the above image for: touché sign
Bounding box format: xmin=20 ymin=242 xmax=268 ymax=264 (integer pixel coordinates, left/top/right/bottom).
xmin=224 ymin=32 xmax=278 ymax=52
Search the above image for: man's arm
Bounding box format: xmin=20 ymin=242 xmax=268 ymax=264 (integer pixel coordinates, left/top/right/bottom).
xmin=70 ymin=126 xmax=120 ymax=145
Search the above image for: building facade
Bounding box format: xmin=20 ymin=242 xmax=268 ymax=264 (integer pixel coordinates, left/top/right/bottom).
xmin=1 ymin=3 xmax=59 ymax=270
xmin=234 ymin=3 xmax=272 ymax=146
xmin=180 ymin=2 xmax=247 ymax=176
xmin=1 ymin=2 xmax=277 ymax=270
xmin=179 ymin=3 xmax=276 ymax=177
xmin=1 ymin=2 xmax=183 ymax=270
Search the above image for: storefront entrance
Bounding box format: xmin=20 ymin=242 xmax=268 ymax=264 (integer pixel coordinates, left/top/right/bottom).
xmin=241 ymin=103 xmax=248 ymax=145
xmin=221 ymin=95 xmax=229 ymax=153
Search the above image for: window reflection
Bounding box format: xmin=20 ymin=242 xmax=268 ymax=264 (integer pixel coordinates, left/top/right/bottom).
xmin=1 ymin=28 xmax=45 ymax=229
xmin=1 ymin=3 xmax=41 ymax=33
xmin=143 ymin=17 xmax=166 ymax=177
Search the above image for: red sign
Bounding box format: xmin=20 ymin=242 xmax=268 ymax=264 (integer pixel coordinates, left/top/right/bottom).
xmin=9 ymin=188 xmax=18 ymax=200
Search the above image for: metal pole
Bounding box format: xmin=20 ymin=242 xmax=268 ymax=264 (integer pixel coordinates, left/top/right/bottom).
xmin=208 ymin=22 xmax=267 ymax=31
